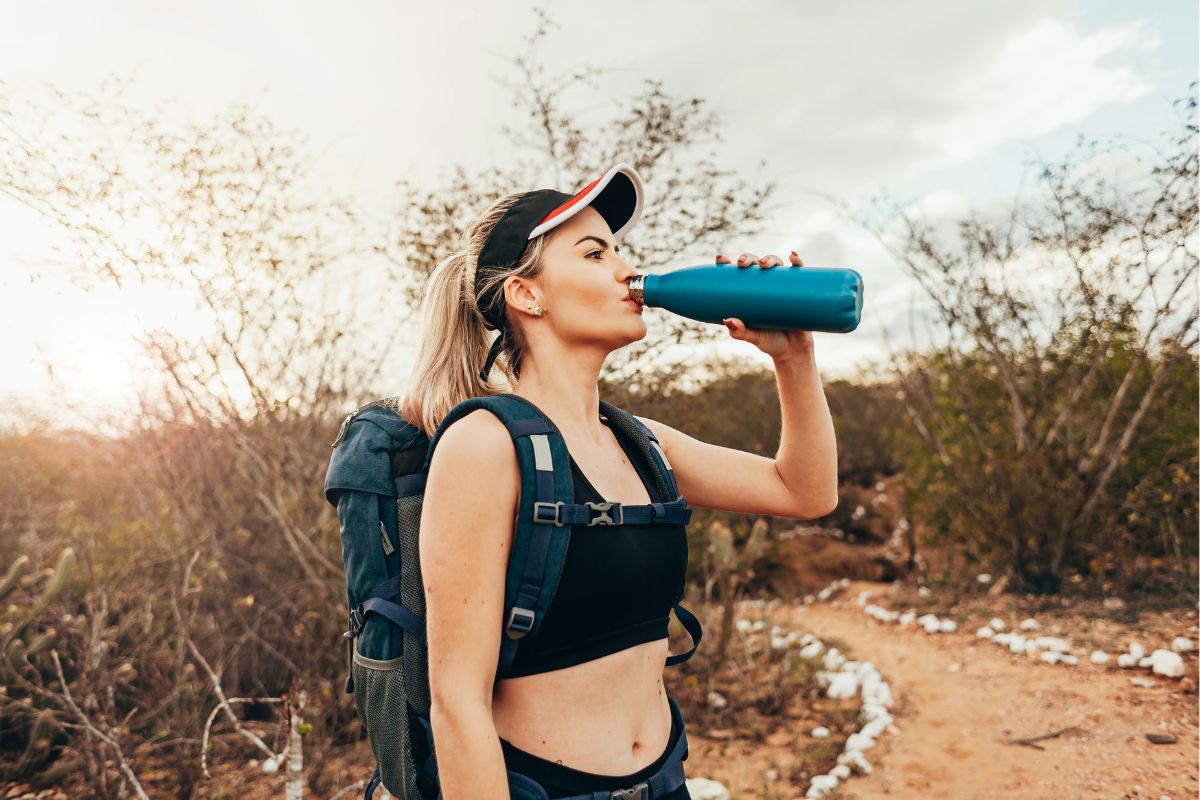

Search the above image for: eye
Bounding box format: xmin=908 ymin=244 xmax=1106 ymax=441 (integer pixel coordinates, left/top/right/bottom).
xmin=586 ymin=249 xmax=604 ymax=260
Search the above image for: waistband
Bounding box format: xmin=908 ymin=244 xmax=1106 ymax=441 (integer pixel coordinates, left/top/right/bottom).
xmin=499 ymin=695 xmax=686 ymax=793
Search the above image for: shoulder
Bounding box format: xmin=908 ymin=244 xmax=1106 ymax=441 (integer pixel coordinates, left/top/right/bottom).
xmin=435 ymin=407 xmax=512 ymax=455
xmin=427 ymin=408 xmax=519 ymax=491
xmin=631 ymin=414 xmax=678 ymax=449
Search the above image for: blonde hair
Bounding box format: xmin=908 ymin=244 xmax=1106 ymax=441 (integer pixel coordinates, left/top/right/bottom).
xmin=394 ymin=192 xmax=548 ymax=436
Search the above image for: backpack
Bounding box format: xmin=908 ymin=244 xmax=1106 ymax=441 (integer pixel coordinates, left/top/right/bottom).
xmin=323 ymin=392 xmax=703 ymax=800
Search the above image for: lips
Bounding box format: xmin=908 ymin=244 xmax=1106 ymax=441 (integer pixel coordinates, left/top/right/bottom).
xmin=624 ymin=297 xmax=643 ymax=312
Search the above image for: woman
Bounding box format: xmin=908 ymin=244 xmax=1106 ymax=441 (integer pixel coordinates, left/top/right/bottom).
xmin=399 ymin=163 xmax=838 ymax=799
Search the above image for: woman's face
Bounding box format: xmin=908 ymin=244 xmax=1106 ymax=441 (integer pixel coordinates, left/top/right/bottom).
xmin=518 ymin=205 xmax=647 ymax=350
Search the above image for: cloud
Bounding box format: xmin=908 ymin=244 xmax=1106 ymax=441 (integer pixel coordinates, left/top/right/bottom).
xmin=910 ymin=18 xmax=1159 ymax=166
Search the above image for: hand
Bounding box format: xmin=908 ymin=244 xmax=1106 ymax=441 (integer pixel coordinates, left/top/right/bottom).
xmin=715 ymin=250 xmax=815 ymax=360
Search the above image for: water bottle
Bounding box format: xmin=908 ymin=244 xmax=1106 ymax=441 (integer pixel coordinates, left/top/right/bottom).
xmin=627 ymin=263 xmax=863 ymax=333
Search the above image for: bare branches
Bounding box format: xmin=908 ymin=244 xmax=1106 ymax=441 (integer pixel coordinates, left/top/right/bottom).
xmin=0 ymin=81 xmax=378 ymax=426
xmin=856 ymin=85 xmax=1198 ymax=592
xmin=199 ymin=696 xmax=284 ymax=779
xmin=50 ymin=650 xmax=151 ymax=800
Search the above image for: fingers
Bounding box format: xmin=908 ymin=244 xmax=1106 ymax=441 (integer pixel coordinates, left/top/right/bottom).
xmin=715 ymin=251 xmax=805 ymax=268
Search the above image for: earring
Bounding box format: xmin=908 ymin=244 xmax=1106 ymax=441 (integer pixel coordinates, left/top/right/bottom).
xmin=532 ymin=305 xmax=543 ymax=316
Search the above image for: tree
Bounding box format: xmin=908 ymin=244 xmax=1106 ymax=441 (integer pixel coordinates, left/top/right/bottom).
xmin=861 ymin=86 xmax=1198 ymax=594
xmin=378 ymin=6 xmax=781 ymax=388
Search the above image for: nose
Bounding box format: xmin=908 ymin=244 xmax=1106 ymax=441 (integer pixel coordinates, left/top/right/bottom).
xmin=615 ymin=255 xmax=638 ymax=284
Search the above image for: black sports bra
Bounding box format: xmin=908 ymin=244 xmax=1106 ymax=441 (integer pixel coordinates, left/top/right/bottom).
xmin=503 ymin=416 xmax=689 ymax=678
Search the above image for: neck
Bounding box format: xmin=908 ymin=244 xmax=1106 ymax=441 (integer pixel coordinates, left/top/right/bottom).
xmin=512 ymin=340 xmax=609 ymax=446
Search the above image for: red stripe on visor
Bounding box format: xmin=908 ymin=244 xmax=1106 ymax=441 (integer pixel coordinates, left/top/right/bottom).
xmin=537 ymin=175 xmax=605 ymax=227
xmin=525 ymin=163 xmax=644 ymax=242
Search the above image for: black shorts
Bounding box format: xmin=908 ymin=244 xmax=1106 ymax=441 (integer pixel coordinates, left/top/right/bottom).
xmin=498 ymin=696 xmax=692 ymax=800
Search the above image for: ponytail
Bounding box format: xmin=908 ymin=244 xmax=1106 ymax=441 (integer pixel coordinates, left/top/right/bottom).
xmin=394 ymin=193 xmax=548 ymax=436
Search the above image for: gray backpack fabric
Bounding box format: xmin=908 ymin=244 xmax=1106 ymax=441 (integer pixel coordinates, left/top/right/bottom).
xmin=324 ymin=392 xmax=702 ymax=799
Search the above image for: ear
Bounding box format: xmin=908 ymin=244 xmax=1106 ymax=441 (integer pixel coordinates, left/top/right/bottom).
xmin=503 ymin=275 xmax=541 ymax=310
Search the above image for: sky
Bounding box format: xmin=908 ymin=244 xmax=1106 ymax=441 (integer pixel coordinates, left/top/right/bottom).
xmin=0 ymin=0 xmax=1196 ymax=427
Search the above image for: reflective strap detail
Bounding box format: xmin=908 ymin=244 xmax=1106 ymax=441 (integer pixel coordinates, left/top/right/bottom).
xmin=529 ymin=433 xmax=553 ymax=471
xmin=499 ymin=426 xmax=557 ymax=678
xmin=649 ymin=439 xmax=673 ymax=472
xmin=665 ymin=601 xmax=702 ymax=666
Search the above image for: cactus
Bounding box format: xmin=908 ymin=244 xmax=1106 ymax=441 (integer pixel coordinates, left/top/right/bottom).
xmin=0 ymin=554 xmax=30 ymax=599
xmin=0 ymin=549 xmax=75 ymax=783
xmin=1 ymin=548 xmax=73 ymax=651
xmin=708 ymin=517 xmax=770 ymax=661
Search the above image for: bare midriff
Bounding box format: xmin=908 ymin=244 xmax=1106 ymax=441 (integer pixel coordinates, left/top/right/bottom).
xmin=491 ymin=636 xmax=673 ymax=774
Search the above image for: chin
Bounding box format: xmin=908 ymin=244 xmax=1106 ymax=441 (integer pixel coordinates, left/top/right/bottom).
xmin=624 ymin=319 xmax=648 ymax=344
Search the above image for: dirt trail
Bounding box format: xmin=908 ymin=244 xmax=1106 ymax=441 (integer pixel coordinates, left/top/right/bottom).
xmin=791 ymin=582 xmax=1198 ymax=800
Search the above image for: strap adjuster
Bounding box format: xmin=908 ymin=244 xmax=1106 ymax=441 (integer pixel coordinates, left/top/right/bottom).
xmin=611 ymin=783 xmax=649 ymax=800
xmin=586 ymin=501 xmax=622 ymax=526
xmin=343 ymin=606 xmax=365 ymax=640
xmin=532 ymin=501 xmax=564 ymax=526
xmin=506 ymin=606 xmax=535 ymax=639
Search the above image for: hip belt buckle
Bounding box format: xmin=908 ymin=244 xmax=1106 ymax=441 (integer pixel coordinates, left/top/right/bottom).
xmin=610 ymin=784 xmax=648 ymax=800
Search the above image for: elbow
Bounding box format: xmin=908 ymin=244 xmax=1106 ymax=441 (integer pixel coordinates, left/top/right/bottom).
xmin=430 ymin=693 xmax=494 ymax=733
xmin=799 ymin=493 xmax=838 ymax=520
xmin=429 ymin=668 xmax=493 ymax=723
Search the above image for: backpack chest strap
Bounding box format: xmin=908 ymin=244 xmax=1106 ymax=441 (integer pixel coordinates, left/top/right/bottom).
xmin=532 ymin=496 xmax=693 ymax=527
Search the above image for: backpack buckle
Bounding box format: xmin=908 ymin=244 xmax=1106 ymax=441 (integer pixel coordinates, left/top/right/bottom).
xmin=586 ymin=501 xmax=623 ymax=526
xmin=506 ymin=606 xmax=536 ymax=639
xmin=610 ymin=783 xmax=648 ymax=800
xmin=343 ymin=606 xmax=365 ymax=640
xmin=532 ymin=501 xmax=565 ymax=526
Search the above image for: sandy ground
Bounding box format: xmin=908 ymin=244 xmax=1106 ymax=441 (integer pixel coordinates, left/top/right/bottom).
xmin=787 ymin=582 xmax=1198 ymax=800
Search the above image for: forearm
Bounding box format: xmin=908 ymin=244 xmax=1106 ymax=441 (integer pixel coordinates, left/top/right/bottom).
xmin=430 ymin=702 xmax=510 ymax=799
xmin=772 ymin=348 xmax=839 ymax=515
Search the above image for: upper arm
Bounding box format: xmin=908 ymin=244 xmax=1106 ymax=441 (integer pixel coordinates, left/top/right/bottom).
xmin=419 ymin=409 xmax=519 ymax=711
xmin=634 ymin=415 xmax=835 ymax=520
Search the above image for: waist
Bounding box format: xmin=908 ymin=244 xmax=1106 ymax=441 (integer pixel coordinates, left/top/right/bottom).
xmin=492 ymin=638 xmax=672 ymax=770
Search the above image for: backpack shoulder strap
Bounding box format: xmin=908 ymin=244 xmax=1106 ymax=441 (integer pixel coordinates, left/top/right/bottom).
xmin=422 ymin=393 xmax=700 ymax=677
xmin=597 ymin=400 xmax=704 ymax=668
xmin=421 ymin=393 xmax=576 ymax=678
xmin=598 ymin=400 xmax=683 ymax=502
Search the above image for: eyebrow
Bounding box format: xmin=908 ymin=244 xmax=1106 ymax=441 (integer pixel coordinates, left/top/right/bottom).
xmin=574 ymin=235 xmax=618 ymax=251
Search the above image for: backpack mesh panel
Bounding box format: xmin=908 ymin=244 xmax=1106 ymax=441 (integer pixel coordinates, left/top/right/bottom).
xmin=352 ymin=658 xmax=419 ymax=797
xmin=397 ymin=493 xmax=431 ymax=717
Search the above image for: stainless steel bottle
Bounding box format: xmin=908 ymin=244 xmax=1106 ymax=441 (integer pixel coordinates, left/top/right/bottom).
xmin=628 ymin=263 xmax=863 ymax=332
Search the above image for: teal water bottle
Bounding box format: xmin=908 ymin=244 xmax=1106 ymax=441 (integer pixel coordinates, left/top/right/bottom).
xmin=627 ymin=263 xmax=863 ymax=333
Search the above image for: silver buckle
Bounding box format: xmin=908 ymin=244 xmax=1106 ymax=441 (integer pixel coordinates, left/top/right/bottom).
xmin=586 ymin=501 xmax=623 ymax=526
xmin=610 ymin=784 xmax=648 ymax=800
xmin=532 ymin=501 xmax=564 ymax=526
xmin=506 ymin=607 xmax=535 ymax=639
